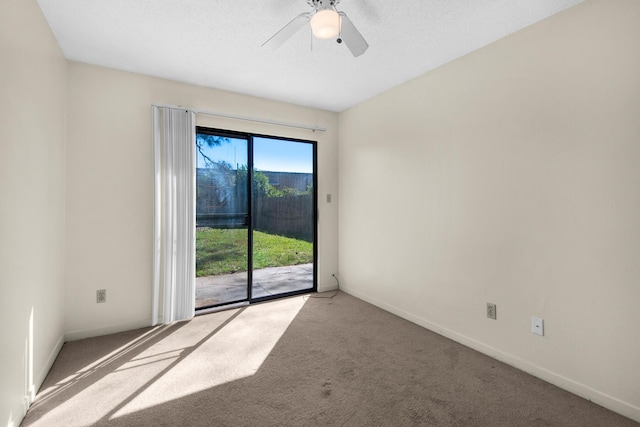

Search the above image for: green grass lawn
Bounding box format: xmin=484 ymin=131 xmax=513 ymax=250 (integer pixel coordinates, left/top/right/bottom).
xmin=196 ymin=228 xmax=313 ymax=277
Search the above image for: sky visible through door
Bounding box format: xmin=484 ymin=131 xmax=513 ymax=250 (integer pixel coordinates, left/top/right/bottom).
xmin=197 ymin=136 xmax=312 ymax=173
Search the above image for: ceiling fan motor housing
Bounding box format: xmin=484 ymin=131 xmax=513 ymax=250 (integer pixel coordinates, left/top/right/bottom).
xmin=309 ymin=0 xmax=340 ymax=10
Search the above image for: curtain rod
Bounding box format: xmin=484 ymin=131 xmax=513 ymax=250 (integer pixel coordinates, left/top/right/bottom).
xmin=152 ymin=104 xmax=327 ymax=133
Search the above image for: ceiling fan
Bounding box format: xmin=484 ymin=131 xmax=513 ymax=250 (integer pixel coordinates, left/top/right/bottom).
xmin=262 ymin=0 xmax=369 ymax=57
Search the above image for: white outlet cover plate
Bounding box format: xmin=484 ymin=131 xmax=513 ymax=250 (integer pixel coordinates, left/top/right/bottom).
xmin=531 ymin=316 xmax=544 ymax=336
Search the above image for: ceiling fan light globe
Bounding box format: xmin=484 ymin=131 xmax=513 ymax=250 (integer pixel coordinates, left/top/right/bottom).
xmin=310 ymin=9 xmax=340 ymax=39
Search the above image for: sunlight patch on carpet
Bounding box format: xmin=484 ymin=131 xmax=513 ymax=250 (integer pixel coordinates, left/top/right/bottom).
xmin=112 ymin=296 xmax=307 ymax=418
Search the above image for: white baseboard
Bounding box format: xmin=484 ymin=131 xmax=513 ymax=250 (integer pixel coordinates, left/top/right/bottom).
xmin=340 ymin=286 xmax=640 ymax=424
xmin=64 ymin=318 xmax=152 ymax=342
xmin=22 ymin=333 xmax=65 ymax=415
xmin=35 ymin=333 xmax=64 ymax=392
xmin=316 ymin=284 xmax=339 ymax=293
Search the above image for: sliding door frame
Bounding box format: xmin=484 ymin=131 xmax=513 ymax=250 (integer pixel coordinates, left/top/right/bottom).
xmin=195 ymin=126 xmax=318 ymax=309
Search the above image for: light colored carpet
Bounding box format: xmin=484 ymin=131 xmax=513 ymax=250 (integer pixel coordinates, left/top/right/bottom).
xmin=22 ymin=292 xmax=637 ymax=426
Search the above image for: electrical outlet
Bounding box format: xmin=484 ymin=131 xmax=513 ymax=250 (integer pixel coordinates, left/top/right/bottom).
xmin=531 ymin=316 xmax=544 ymax=336
xmin=326 ymin=194 xmax=332 ymax=203
xmin=97 ymin=289 xmax=107 ymax=303
xmin=486 ymin=303 xmax=497 ymax=320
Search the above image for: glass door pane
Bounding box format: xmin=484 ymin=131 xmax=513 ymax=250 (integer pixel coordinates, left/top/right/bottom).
xmin=195 ymin=133 xmax=249 ymax=309
xmin=251 ymin=137 xmax=315 ymax=299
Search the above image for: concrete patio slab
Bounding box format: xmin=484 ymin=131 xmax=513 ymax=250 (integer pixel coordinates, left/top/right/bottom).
xmin=196 ymin=263 xmax=314 ymax=308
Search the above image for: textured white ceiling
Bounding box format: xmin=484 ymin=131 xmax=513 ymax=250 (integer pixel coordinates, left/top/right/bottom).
xmin=36 ymin=0 xmax=584 ymax=112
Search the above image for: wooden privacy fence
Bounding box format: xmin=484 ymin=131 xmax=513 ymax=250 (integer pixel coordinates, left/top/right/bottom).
xmin=253 ymin=194 xmax=313 ymax=242
xmin=196 ymin=194 xmax=313 ymax=242
xmin=196 ymin=213 xmax=247 ymax=229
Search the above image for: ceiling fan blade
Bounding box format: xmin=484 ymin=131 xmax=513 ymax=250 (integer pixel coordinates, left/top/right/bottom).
xmin=338 ymin=12 xmax=369 ymax=57
xmin=262 ymin=12 xmax=311 ymax=50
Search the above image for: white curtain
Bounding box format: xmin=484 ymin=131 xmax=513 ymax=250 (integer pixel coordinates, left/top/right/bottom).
xmin=152 ymin=106 xmax=196 ymax=325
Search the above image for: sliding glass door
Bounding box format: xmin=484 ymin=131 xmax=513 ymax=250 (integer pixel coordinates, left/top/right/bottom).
xmin=251 ymin=137 xmax=315 ymax=299
xmin=195 ymin=133 xmax=249 ymax=307
xmin=195 ymin=129 xmax=316 ymax=310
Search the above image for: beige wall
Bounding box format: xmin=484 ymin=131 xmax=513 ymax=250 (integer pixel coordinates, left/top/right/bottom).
xmin=64 ymin=62 xmax=339 ymax=340
xmin=338 ymin=0 xmax=640 ymax=422
xmin=0 ymin=0 xmax=67 ymax=425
